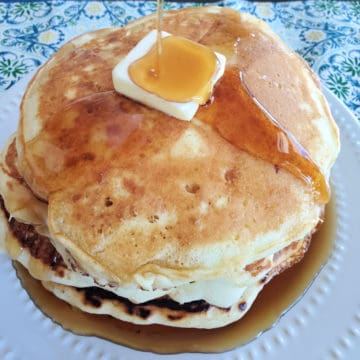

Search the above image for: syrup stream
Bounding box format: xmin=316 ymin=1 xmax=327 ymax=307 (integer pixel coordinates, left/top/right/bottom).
xmin=196 ymin=68 xmax=329 ymax=204
xmin=155 ymin=0 xmax=164 ymax=77
xmin=239 ymin=71 xmax=329 ymax=202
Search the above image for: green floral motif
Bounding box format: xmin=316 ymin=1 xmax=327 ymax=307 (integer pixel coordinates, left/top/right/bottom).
xmin=348 ymin=1 xmax=360 ymax=18
xmin=327 ymin=73 xmax=350 ymax=99
xmin=314 ymin=0 xmax=342 ymax=16
xmin=342 ymin=57 xmax=360 ymax=77
xmin=5 ymin=1 xmax=52 ymax=24
xmin=0 ymin=58 xmax=27 ymax=78
xmin=9 ymin=2 xmax=44 ymax=17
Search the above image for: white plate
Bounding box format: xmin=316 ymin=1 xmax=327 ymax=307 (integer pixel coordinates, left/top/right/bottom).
xmin=0 ymin=75 xmax=359 ymax=360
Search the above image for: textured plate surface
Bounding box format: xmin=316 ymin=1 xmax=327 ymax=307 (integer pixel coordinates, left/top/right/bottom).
xmin=0 ymin=75 xmax=359 ymax=360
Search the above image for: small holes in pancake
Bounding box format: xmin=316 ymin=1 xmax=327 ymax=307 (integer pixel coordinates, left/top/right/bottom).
xmin=130 ymin=207 xmax=138 ymax=217
xmin=185 ymin=183 xmax=200 ymax=194
xmin=81 ymin=152 xmax=95 ymax=161
xmin=189 ymin=216 xmax=201 ymax=226
xmin=224 ymin=168 xmax=237 ymax=182
xmin=72 ymin=194 xmax=81 ymax=202
xmin=148 ymin=215 xmax=159 ymax=223
xmin=105 ymin=197 xmax=113 ymax=207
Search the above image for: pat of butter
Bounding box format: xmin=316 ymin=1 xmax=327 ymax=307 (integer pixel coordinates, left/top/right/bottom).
xmin=112 ymin=30 xmax=226 ymax=121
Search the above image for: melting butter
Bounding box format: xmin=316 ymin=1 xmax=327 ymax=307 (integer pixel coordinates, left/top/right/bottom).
xmin=112 ymin=30 xmax=226 ymax=121
xmin=129 ymin=36 xmax=218 ymax=104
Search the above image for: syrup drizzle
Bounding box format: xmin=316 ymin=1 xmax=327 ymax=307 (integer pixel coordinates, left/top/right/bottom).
xmin=196 ymin=68 xmax=329 ymax=203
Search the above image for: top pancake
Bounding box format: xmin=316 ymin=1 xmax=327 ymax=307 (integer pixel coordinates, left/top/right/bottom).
xmin=15 ymin=7 xmax=339 ymax=286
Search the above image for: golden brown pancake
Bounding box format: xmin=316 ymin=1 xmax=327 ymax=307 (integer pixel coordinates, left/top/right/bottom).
xmin=0 ymin=6 xmax=339 ymax=329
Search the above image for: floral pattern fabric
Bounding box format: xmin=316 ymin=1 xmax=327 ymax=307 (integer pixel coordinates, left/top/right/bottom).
xmin=0 ymin=0 xmax=359 ymax=120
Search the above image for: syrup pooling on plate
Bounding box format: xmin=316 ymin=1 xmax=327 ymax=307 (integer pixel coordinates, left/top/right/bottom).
xmin=196 ymin=67 xmax=329 ymax=204
xmin=128 ymin=36 xmax=218 ymax=104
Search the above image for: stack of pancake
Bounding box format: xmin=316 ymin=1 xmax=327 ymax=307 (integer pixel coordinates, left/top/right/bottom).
xmin=0 ymin=7 xmax=339 ymax=329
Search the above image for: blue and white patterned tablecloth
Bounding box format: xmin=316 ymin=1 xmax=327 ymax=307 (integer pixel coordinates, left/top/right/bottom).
xmin=0 ymin=0 xmax=359 ymax=120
